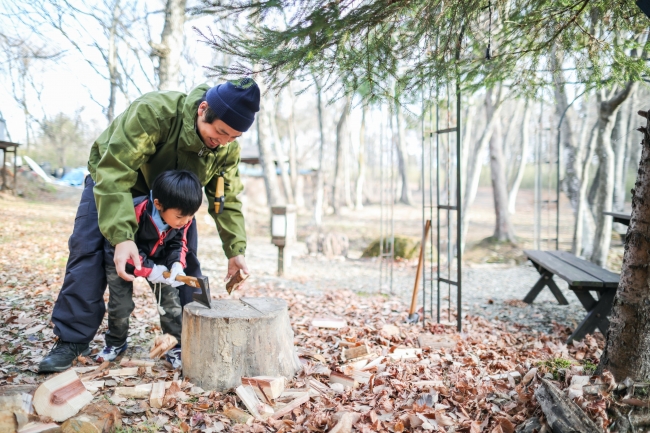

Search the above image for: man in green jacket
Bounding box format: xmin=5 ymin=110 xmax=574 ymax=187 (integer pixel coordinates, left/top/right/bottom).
xmin=39 ymin=79 xmax=260 ymax=372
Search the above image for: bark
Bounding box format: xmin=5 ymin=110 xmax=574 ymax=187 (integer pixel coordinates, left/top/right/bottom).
xmin=355 ymin=105 xmax=367 ymax=210
xmin=152 ymin=0 xmax=186 ymax=91
xmin=269 ymin=98 xmax=295 ymax=204
xmin=489 ymin=110 xmax=517 ymax=242
xmin=106 ymin=0 xmax=119 ymax=122
xmin=591 ymin=82 xmax=637 ymax=266
xmin=331 ymin=97 xmax=351 ymax=214
xmin=508 ymin=100 xmax=531 ymax=214
xmin=461 ymin=87 xmax=503 ymax=250
xmin=395 ymin=101 xmax=413 ymax=205
xmin=598 ymin=109 xmax=650 ymax=381
xmin=313 ymin=81 xmax=326 ymax=226
xmin=256 ymin=97 xmax=283 ymax=207
xmin=182 ymin=298 xmax=302 ymax=391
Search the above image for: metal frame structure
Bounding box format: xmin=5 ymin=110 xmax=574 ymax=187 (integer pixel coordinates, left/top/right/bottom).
xmin=379 ymin=104 xmax=395 ymax=294
xmin=421 ymin=80 xmax=463 ymax=332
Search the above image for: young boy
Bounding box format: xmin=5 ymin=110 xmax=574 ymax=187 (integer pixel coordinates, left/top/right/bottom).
xmin=96 ymin=170 xmax=203 ymax=368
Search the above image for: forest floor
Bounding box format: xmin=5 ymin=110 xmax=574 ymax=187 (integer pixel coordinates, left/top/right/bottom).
xmin=0 ymin=179 xmax=637 ymax=432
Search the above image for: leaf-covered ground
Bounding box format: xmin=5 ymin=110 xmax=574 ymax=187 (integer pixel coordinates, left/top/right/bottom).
xmin=0 ymin=192 xmax=640 ymax=432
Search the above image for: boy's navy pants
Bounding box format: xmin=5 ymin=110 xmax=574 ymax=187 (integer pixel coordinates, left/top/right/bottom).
xmin=51 ymin=176 xmax=203 ymax=344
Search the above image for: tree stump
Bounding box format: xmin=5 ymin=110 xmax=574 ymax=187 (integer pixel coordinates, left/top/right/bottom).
xmin=182 ymin=297 xmax=302 ymax=391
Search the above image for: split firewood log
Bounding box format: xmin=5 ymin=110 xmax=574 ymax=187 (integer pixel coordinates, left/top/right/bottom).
xmin=149 ymin=334 xmax=178 ymax=359
xmin=60 ymin=401 xmax=121 ymax=433
xmin=226 ymin=269 xmax=249 ymax=294
xmin=32 ymin=370 xmax=94 ymax=422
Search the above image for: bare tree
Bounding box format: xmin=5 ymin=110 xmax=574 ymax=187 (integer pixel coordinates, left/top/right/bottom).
xmin=313 ymin=78 xmax=326 ymax=226
xmin=355 ymin=104 xmax=367 ymax=210
xmin=591 ymin=82 xmax=637 ymax=266
xmin=151 ymin=0 xmax=186 ymax=90
xmin=508 ymin=100 xmax=531 ymax=214
xmin=394 ymin=100 xmax=412 ymax=205
xmin=331 ymin=96 xmax=351 ymax=214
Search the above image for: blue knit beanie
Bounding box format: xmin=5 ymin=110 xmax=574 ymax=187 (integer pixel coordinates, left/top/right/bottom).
xmin=205 ymin=78 xmax=260 ymax=132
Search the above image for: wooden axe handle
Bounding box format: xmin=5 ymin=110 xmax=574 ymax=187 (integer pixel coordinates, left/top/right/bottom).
xmin=162 ymin=271 xmax=200 ymax=288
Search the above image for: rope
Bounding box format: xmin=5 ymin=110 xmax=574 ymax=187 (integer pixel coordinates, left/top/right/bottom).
xmin=155 ymin=283 xmax=166 ymax=316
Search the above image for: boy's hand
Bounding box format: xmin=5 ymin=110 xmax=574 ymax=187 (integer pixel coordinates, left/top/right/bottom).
xmin=115 ymin=240 xmax=141 ymax=282
xmin=225 ymin=255 xmax=249 ymax=282
xmin=148 ymin=265 xmax=169 ymax=284
xmin=166 ymin=262 xmax=185 ymax=288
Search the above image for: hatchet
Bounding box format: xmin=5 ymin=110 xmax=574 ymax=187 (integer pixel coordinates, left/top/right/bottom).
xmin=162 ymin=272 xmax=211 ymax=308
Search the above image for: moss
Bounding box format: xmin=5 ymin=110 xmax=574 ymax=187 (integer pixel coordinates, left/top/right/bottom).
xmin=538 ymin=357 xmax=574 ymax=380
xmin=582 ymin=360 xmax=597 ymax=376
xmin=361 ymin=236 xmax=424 ymax=259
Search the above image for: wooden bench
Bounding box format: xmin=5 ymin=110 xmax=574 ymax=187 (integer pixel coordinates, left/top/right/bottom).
xmin=523 ymin=250 xmax=619 ymax=343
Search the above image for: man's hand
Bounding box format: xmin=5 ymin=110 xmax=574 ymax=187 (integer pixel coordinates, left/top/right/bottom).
xmin=114 ymin=240 xmax=141 ymax=282
xmin=225 ymin=255 xmax=249 ymax=282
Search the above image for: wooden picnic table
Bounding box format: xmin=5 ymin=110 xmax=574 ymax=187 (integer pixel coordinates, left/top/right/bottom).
xmin=523 ymin=250 xmax=619 ymax=343
xmin=603 ymin=211 xmax=631 ymax=226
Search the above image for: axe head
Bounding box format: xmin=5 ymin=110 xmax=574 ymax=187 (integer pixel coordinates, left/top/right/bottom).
xmin=192 ymin=276 xmax=211 ymax=308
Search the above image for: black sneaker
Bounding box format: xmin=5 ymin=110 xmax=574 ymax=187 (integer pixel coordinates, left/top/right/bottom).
xmin=38 ymin=340 xmax=91 ymax=373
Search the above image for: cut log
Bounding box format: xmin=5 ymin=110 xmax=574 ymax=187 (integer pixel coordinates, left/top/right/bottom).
xmin=60 ymin=401 xmax=121 ymax=433
xmin=182 ymin=297 xmax=302 ymax=391
xmin=14 ymin=421 xmax=60 ymax=433
xmin=0 ymin=410 xmax=18 ymax=433
xmin=226 ymin=270 xmax=249 ymax=294
xmin=78 ymin=362 xmax=110 ymax=382
xmin=0 ymin=385 xmax=35 ymax=431
xmin=235 ymin=385 xmax=273 ymax=420
xmin=361 ymin=356 xmax=385 ymax=371
xmin=149 ymin=382 xmax=166 ymax=409
xmin=105 ymin=367 xmax=141 ymax=377
xmin=329 ymin=372 xmax=358 ymax=390
xmin=241 ymin=376 xmax=285 ymax=404
xmin=223 ymin=405 xmax=253 ymax=425
xmin=534 ymin=379 xmax=601 ymax=432
xmin=81 ymin=381 xmax=104 ymax=394
xmin=311 ymin=318 xmax=347 ymax=329
xmin=33 ymin=370 xmax=93 ymax=422
xmin=268 ymin=392 xmax=310 ymax=420
xmin=341 ymin=344 xmax=371 ymax=362
xmin=119 ymin=359 xmax=155 ymax=368
xmin=114 ymin=384 xmax=152 ymax=399
xmin=149 ymin=334 xmax=178 ymax=359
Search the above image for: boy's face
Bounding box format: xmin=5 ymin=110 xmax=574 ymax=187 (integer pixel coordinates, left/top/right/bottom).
xmin=153 ymin=199 xmax=193 ymax=229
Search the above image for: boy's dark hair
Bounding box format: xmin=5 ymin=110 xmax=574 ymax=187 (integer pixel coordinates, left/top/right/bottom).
xmin=152 ymin=170 xmax=203 ymax=216
xmin=199 ymin=92 xmax=220 ymax=124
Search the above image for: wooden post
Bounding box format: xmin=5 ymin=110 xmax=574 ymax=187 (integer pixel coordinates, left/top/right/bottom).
xmin=182 ymin=297 xmax=302 ymax=391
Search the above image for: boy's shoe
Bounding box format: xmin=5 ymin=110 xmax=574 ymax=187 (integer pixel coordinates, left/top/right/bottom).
xmin=95 ymin=342 xmax=128 ymax=363
xmin=166 ymin=347 xmax=181 ymax=369
xmin=38 ymin=340 xmax=91 ymax=373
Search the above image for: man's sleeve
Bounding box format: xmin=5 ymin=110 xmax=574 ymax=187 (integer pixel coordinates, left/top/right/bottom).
xmin=93 ymin=102 xmax=162 ymax=246
xmin=205 ymin=144 xmax=247 ymax=259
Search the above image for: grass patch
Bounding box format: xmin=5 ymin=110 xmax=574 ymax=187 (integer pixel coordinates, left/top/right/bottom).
xmin=582 ymin=360 xmax=597 ymax=376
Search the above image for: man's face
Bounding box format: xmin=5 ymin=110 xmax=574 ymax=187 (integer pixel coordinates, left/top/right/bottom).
xmin=196 ymin=101 xmax=243 ymax=149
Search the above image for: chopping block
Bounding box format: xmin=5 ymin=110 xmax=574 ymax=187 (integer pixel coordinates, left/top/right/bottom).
xmin=181 ymin=297 xmax=302 ymax=391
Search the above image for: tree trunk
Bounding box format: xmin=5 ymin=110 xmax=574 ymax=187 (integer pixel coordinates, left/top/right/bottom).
xmin=508 ymin=100 xmax=531 ymax=214
xmin=106 ymin=0 xmax=120 ymax=122
xmin=343 ymin=116 xmax=353 ymax=209
xmin=313 ymin=80 xmax=326 ymax=226
xmin=461 ymin=87 xmax=503 ymax=250
xmin=332 ymin=97 xmax=350 ymax=214
xmin=573 ymin=123 xmax=598 ymax=256
xmin=257 ymin=98 xmax=282 ymax=207
xmin=154 ymin=0 xmax=186 ymax=91
xmin=355 ymin=105 xmax=367 ymax=210
xmin=395 ymin=101 xmax=412 ymax=205
xmin=269 ymin=98 xmax=295 ymax=204
xmin=286 ymin=85 xmax=304 ymax=208
xmin=182 ymin=298 xmax=302 ymax=391
xmin=598 ymin=109 xmax=650 ymax=381
xmin=612 ymin=105 xmax=628 ymax=213
xmin=489 ymin=111 xmax=517 ymax=242
xmin=591 ymin=82 xmax=637 ymax=266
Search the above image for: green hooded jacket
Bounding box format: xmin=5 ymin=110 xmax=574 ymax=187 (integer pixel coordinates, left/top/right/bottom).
xmin=87 ymin=84 xmax=246 ymax=259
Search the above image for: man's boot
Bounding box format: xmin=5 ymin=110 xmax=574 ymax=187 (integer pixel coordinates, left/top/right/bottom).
xmin=38 ymin=340 xmax=90 ymax=373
